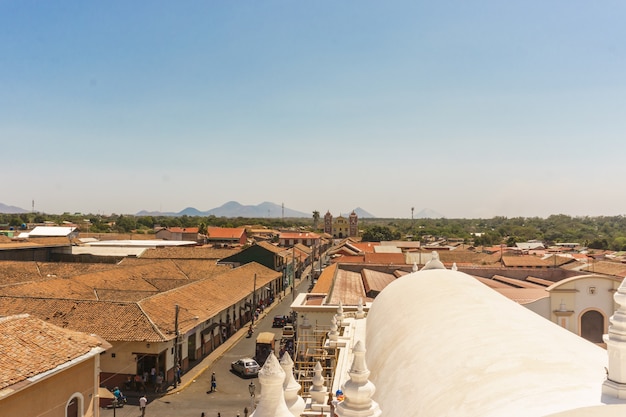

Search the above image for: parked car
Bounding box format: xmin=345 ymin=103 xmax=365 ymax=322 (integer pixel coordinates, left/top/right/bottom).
xmin=272 ymin=315 xmax=292 ymax=328
xmin=231 ymin=358 xmax=260 ymax=377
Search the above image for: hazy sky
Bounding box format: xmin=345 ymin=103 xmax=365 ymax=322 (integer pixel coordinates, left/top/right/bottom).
xmin=2 ymin=1 xmax=625 ymax=219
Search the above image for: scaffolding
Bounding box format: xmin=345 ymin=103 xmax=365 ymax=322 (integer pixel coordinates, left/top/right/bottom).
xmin=292 ymin=323 xmax=337 ymax=397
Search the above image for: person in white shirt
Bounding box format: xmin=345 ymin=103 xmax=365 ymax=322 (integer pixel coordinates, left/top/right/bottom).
xmin=139 ymin=394 xmax=148 ymax=417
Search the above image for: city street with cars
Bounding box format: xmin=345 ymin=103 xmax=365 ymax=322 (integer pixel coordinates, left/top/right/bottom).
xmin=99 ymin=272 xmax=311 ymax=417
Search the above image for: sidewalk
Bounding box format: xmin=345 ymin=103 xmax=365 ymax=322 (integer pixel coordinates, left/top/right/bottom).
xmin=164 ymin=296 xmax=279 ymax=395
xmin=163 ymin=268 xmax=312 ymax=396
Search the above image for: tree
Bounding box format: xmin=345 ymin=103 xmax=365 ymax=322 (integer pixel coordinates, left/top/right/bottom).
xmin=361 ymin=225 xmax=400 ymax=242
xmin=312 ymin=211 xmax=320 ymax=230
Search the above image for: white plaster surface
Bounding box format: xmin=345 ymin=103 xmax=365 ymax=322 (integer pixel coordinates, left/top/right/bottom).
xmin=366 ymin=268 xmax=621 ymax=417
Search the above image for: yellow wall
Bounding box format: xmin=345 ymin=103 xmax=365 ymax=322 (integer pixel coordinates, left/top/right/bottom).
xmin=1 ymin=357 xmax=97 ymax=417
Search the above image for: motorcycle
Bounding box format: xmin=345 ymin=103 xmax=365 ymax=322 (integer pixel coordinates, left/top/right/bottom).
xmin=247 ymin=326 xmax=254 ymax=338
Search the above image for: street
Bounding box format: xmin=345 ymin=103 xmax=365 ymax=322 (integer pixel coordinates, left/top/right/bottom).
xmin=100 ymin=274 xmax=311 ymax=417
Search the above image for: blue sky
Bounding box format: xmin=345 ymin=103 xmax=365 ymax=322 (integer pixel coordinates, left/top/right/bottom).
xmin=1 ymin=1 xmax=625 ymax=218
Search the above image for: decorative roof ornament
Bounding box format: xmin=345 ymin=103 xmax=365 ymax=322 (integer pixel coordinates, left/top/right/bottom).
xmin=356 ymin=297 xmax=365 ymax=319
xmin=329 ymin=315 xmax=338 ymax=341
xmin=280 ymin=352 xmax=305 ymax=417
xmin=336 ymin=301 xmax=345 ymax=327
xmin=335 ymin=340 xmax=382 ymax=417
xmin=452 ymin=262 xmax=458 ymax=271
xmin=420 ymin=251 xmax=446 ymax=271
xmin=603 ymin=276 xmax=626 ymax=399
xmin=250 ymin=352 xmax=292 ymax=417
xmin=309 ymin=361 xmax=328 ymax=406
xmin=412 ymin=262 xmax=418 ymax=272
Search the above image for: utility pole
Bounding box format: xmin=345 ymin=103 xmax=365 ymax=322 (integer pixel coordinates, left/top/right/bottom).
xmin=174 ymin=304 xmax=179 ymax=388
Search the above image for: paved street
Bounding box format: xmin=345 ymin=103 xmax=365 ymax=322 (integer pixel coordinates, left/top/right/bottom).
xmin=100 ymin=274 xmax=311 ymax=417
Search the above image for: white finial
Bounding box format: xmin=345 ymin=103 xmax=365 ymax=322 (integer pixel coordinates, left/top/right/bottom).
xmin=335 ymin=340 xmax=382 ymax=417
xmin=250 ymin=352 xmax=292 ymax=417
xmin=336 ymin=301 xmax=345 ymax=326
xmin=329 ymin=315 xmax=338 ymax=341
xmin=412 ymin=262 xmax=418 ymax=272
xmin=309 ymin=361 xmax=328 ymax=406
xmin=356 ymin=297 xmax=365 ymax=319
xmin=452 ymin=262 xmax=458 ymax=271
xmin=280 ymin=352 xmax=305 ymax=417
xmin=421 ymin=251 xmax=446 ymax=271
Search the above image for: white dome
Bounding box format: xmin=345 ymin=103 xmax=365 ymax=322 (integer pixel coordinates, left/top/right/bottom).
xmin=366 ymin=268 xmax=612 ymax=417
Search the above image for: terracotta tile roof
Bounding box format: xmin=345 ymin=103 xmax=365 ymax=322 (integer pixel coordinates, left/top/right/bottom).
xmin=543 ymin=254 xmax=576 ymax=267
xmin=0 ymin=261 xmax=45 ymax=285
xmin=139 ymin=262 xmax=281 ymax=336
xmin=328 ymin=269 xmax=367 ymax=305
xmin=501 ymin=255 xmax=552 ymax=268
xmin=256 ymin=241 xmax=287 ymax=255
xmin=525 ymin=276 xmax=556 ymax=287
xmin=473 ymin=276 xmax=513 ymax=288
xmin=492 ymin=275 xmax=547 ymax=289
xmin=310 ymin=264 xmax=337 ymax=293
xmin=170 ymin=260 xmax=231 ymax=280
xmin=332 ymin=255 xmax=366 ymax=263
xmin=493 ymin=288 xmax=549 ymax=304
xmin=0 ymin=297 xmax=164 ymax=342
xmin=37 ymin=261 xmax=118 ymax=278
xmin=581 ymin=260 xmax=626 ymax=277
xmin=350 ymin=242 xmax=379 ymax=253
xmin=207 ymin=227 xmax=246 ymax=239
xmin=438 ymin=250 xmax=498 ymax=265
xmin=0 ymin=314 xmax=110 ymax=390
xmin=362 ymin=269 xmax=396 ymax=295
xmin=0 ymin=278 xmax=96 ymax=299
xmin=139 ymin=246 xmax=240 ymax=259
xmin=294 ymin=243 xmax=312 ymax=255
xmin=363 ymin=252 xmax=406 ymax=264
xmin=0 ymin=239 xmax=70 ymax=249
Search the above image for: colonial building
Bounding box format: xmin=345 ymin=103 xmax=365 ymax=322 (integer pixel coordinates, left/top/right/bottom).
xmin=0 ymin=314 xmax=110 ymax=417
xmin=323 ymin=211 xmax=358 ymax=239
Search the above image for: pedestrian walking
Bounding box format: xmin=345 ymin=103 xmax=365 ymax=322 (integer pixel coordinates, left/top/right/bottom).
xmin=210 ymin=372 xmax=217 ymax=392
xmin=244 ymin=406 xmax=249 ymax=417
xmin=155 ymin=372 xmax=163 ymax=392
xmin=139 ymin=394 xmax=148 ymax=417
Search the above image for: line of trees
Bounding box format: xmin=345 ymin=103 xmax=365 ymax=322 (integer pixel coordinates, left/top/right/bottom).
xmin=3 ymin=212 xmax=626 ymax=251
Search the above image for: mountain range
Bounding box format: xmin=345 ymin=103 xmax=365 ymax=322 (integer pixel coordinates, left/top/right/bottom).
xmin=0 ymin=201 xmax=448 ymax=219
xmin=137 ymin=201 xmax=378 ymax=219
xmin=0 ymin=203 xmax=29 ymax=214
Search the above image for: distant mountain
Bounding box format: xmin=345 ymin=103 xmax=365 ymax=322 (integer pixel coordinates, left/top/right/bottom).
xmin=352 ymin=207 xmax=376 ymax=218
xmin=138 ymin=201 xmax=311 ymax=218
xmin=415 ymin=208 xmax=444 ymax=219
xmin=0 ymin=202 xmax=29 ymax=214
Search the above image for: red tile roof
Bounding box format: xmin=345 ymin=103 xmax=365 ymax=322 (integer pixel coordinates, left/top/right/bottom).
xmin=207 ymin=227 xmax=246 ymax=239
xmin=0 ymin=314 xmax=110 ymax=390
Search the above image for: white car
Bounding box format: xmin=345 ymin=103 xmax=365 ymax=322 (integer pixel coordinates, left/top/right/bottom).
xmin=231 ymin=358 xmax=260 ymax=377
